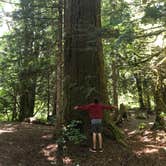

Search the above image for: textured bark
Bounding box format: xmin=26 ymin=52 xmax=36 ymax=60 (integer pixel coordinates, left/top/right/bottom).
xmin=64 ymin=0 xmax=107 ymax=123
xmin=63 ymin=1 xmax=125 ymax=146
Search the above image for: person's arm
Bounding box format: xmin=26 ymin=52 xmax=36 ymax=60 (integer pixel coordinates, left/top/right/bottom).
xmin=74 ymin=104 xmax=91 ymax=111
xmin=101 ymin=104 xmax=117 ymax=110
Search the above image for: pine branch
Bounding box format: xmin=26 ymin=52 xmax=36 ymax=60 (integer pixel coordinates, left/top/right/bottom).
xmin=0 ymin=0 xmax=19 ymax=5
xmin=0 ymin=0 xmax=60 ymax=8
xmin=135 ymin=29 xmax=166 ymax=38
xmin=131 ymin=50 xmax=163 ymax=66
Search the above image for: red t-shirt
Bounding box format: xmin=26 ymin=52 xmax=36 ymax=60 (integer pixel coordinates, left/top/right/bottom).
xmin=77 ymin=103 xmax=113 ymax=119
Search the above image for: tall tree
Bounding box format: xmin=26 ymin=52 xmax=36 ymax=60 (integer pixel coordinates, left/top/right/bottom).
xmin=134 ymin=73 xmax=145 ymax=110
xmin=64 ymin=0 xmax=107 ymax=126
xmin=112 ymin=57 xmax=119 ymax=106
xmin=153 ymin=53 xmax=166 ymax=129
xmin=55 ymin=0 xmax=64 ymax=165
xmin=18 ymin=0 xmax=38 ymax=120
xmin=111 ymin=55 xmax=119 ymax=121
xmin=63 ymin=0 xmax=127 ymax=145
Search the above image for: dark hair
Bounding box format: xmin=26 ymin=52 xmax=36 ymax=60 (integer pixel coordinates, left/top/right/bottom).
xmin=94 ymin=98 xmax=99 ymax=103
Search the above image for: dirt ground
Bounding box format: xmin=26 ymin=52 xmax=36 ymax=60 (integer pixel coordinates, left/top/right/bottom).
xmin=0 ymin=114 xmax=165 ymax=166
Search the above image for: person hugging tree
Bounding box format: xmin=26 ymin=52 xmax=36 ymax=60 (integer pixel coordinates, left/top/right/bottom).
xmin=74 ymin=98 xmax=117 ymax=152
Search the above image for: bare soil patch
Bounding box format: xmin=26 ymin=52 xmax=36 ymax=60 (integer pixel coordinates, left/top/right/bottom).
xmin=0 ymin=115 xmax=165 ymax=166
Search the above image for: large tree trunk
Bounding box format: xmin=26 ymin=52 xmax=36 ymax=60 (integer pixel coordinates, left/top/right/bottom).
xmin=63 ymin=0 xmax=125 ymax=146
xmin=64 ymin=0 xmax=107 ymax=123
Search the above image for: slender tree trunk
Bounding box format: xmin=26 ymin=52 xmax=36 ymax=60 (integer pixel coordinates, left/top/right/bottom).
xmin=134 ymin=73 xmax=145 ymax=110
xmin=163 ymin=85 xmax=166 ymax=105
xmin=146 ymin=94 xmax=151 ymax=112
xmin=153 ymin=73 xmax=165 ymax=129
xmin=112 ymin=60 xmax=118 ymax=106
xmin=143 ymin=79 xmax=151 ymax=116
xmin=47 ymin=72 xmax=50 ymax=119
xmin=19 ymin=75 xmax=37 ymax=120
xmin=12 ymin=88 xmax=17 ymax=121
xmin=18 ymin=0 xmax=37 ymax=121
xmin=18 ymin=0 xmax=41 ymax=121
xmin=55 ymin=0 xmax=64 ymax=165
xmin=112 ymin=59 xmax=119 ymax=121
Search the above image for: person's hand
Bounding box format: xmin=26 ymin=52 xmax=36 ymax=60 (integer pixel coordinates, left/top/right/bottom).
xmin=74 ymin=106 xmax=79 ymax=110
xmin=113 ymin=105 xmax=118 ymax=110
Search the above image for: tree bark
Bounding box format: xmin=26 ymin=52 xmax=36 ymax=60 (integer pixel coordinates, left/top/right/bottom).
xmin=55 ymin=0 xmax=64 ymax=165
xmin=63 ymin=0 xmax=125 ymax=146
xmin=64 ymin=0 xmax=107 ymax=123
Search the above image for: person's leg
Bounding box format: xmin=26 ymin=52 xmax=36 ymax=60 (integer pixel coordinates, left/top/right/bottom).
xmin=89 ymin=132 xmax=97 ymax=152
xmin=89 ymin=121 xmax=97 ymax=152
xmin=92 ymin=132 xmax=97 ymax=149
xmin=98 ymin=133 xmax=103 ymax=149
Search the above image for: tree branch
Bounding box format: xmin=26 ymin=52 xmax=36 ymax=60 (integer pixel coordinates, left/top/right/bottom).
xmin=131 ymin=49 xmax=163 ymax=66
xmin=0 ymin=0 xmax=19 ymax=5
xmin=135 ymin=29 xmax=166 ymax=39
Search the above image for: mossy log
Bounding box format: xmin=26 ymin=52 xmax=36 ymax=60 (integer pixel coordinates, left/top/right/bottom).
xmin=103 ymin=122 xmax=127 ymax=148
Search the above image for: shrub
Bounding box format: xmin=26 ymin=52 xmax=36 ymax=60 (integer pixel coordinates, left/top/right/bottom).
xmin=138 ymin=122 xmax=147 ymax=130
xmin=57 ymin=120 xmax=87 ymax=145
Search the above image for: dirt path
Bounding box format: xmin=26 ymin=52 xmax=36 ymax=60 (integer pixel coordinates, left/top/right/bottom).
xmin=122 ymin=115 xmax=166 ymax=166
xmin=67 ymin=114 xmax=166 ymax=166
xmin=0 ymin=122 xmax=55 ymax=166
xmin=0 ymin=115 xmax=165 ymax=166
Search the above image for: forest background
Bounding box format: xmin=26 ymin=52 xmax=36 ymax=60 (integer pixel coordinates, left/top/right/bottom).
xmin=0 ymin=0 xmax=165 ymax=131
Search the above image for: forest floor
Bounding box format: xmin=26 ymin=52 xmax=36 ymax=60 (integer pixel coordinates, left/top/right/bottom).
xmin=0 ymin=113 xmax=165 ymax=166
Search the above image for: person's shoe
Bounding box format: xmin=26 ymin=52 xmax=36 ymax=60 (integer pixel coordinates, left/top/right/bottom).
xmin=99 ymin=148 xmax=103 ymax=152
xmin=89 ymin=148 xmax=97 ymax=153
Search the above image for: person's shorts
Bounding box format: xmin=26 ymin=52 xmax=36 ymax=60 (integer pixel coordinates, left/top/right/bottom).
xmin=91 ymin=119 xmax=102 ymax=133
